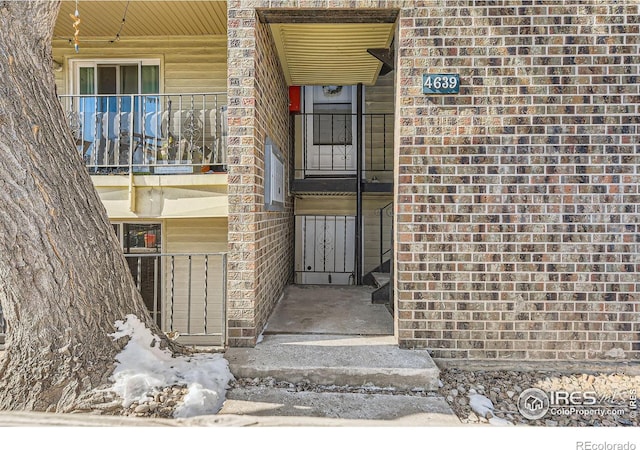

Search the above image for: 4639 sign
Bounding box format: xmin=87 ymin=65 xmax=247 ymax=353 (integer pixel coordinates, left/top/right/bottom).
xmin=423 ymin=74 xmax=460 ymax=94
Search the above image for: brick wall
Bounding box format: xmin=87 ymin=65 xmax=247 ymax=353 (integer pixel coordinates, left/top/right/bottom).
xmin=227 ymin=0 xmax=640 ymax=360
xmin=227 ymin=5 xmax=293 ymax=347
xmin=395 ymin=2 xmax=640 ymax=360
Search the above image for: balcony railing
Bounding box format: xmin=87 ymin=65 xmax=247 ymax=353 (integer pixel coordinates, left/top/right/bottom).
xmin=125 ymin=252 xmax=227 ymax=346
xmin=0 ymin=253 xmax=228 ymax=348
xmin=294 ymin=113 xmax=394 ymax=182
xmin=59 ymin=93 xmax=227 ymax=175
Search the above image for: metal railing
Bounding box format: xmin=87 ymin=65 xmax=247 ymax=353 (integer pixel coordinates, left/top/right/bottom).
xmin=125 ymin=252 xmax=227 ymax=345
xmin=294 ymin=113 xmax=394 ymax=180
xmin=295 ymin=215 xmax=356 ymax=285
xmin=59 ymin=93 xmax=228 ymax=174
xmin=379 ymin=202 xmax=393 ymax=270
xmin=0 ymin=253 xmax=228 ymax=347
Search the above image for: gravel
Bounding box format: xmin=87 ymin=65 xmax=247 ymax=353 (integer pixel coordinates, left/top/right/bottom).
xmin=227 ymin=368 xmax=639 ymax=427
xmin=91 ymin=368 xmax=639 ymax=426
xmin=438 ymin=368 xmax=639 ymax=427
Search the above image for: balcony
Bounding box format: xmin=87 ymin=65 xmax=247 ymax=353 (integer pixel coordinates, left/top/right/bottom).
xmin=292 ymin=113 xmax=394 ymax=194
xmin=59 ymin=93 xmax=227 ymax=175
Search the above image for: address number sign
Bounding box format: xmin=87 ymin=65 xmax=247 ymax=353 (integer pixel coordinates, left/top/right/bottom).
xmin=423 ymin=74 xmax=460 ymax=94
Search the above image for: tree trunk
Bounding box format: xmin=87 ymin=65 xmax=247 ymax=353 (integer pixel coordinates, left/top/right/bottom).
xmin=0 ymin=1 xmax=176 ymax=412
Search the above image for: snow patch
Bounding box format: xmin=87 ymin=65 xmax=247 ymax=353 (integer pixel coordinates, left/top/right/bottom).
xmin=468 ymin=393 xmax=494 ymax=418
xmin=109 ymin=314 xmax=234 ymax=418
xmin=256 ymin=322 xmax=268 ymax=344
xmin=469 ymin=393 xmax=515 ymax=426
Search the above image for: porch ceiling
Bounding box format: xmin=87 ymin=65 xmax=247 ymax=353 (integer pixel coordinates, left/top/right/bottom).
xmin=270 ymin=23 xmax=395 ymax=86
xmin=54 ymin=1 xmax=227 ymax=41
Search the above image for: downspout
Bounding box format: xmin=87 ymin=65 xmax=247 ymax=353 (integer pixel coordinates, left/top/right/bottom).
xmin=128 ymin=173 xmax=136 ymax=212
xmin=128 ymin=98 xmax=136 ymax=213
xmin=356 ymin=83 xmax=363 ymax=285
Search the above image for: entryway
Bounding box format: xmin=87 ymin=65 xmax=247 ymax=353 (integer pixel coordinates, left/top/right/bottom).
xmin=225 ymin=284 xmax=438 ymax=389
xmin=222 ymin=285 xmax=449 ymax=423
xmin=264 ymin=285 xmax=392 ymax=336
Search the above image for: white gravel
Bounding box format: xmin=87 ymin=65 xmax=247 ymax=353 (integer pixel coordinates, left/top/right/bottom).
xmin=438 ymin=368 xmax=639 ymax=426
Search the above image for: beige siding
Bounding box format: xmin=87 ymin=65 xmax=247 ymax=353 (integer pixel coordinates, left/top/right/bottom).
xmin=365 ymin=71 xmax=394 ymax=114
xmin=294 ymin=197 xmax=355 ymax=216
xmin=364 ymin=72 xmax=394 ymax=183
xmin=164 ymin=218 xmax=227 ymax=346
xmin=53 ymin=36 xmax=227 ymax=96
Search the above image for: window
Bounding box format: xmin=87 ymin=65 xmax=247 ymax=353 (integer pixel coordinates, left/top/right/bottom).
xmin=265 ymin=137 xmax=285 ymax=211
xmin=71 ymin=59 xmax=161 ymax=164
xmin=303 ymin=85 xmax=360 ymax=175
xmin=74 ymin=60 xmax=160 ymax=96
xmin=74 ymin=61 xmax=160 ymax=116
xmin=311 ymin=85 xmax=353 ymax=146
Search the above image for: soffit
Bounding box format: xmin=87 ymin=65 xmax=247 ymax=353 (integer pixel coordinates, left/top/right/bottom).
xmin=270 ymin=23 xmax=395 ymax=86
xmin=54 ymin=1 xmax=227 ymax=41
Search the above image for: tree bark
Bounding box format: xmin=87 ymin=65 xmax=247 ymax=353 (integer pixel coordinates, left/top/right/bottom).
xmin=0 ymin=1 xmax=176 ymax=412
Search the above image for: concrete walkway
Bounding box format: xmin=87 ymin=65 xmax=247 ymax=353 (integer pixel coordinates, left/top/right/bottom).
xmin=220 ymin=387 xmax=461 ymax=426
xmin=264 ymin=284 xmax=393 ymax=335
xmin=0 ymin=409 xmax=462 ymax=427
xmin=219 ymin=285 xmax=458 ymax=425
xmin=222 ymin=333 xmax=455 ymax=425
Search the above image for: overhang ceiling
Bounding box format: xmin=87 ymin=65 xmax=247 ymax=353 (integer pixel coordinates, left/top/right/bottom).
xmin=270 ymin=23 xmax=395 ymax=86
xmin=53 ymin=1 xmax=227 ymax=41
xmin=259 ymin=8 xmax=398 ymax=87
xmin=53 ymin=2 xmax=397 ymax=86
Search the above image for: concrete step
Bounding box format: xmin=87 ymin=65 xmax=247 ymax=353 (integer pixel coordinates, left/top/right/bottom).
xmin=220 ymin=386 xmax=460 ymax=426
xmin=225 ymin=334 xmax=441 ymax=391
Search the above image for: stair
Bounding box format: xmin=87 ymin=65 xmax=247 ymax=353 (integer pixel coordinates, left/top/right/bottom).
xmin=371 ymin=272 xmax=390 ymax=287
xmin=225 ymin=334 xmax=441 ymax=391
xmin=219 ymin=386 xmax=460 ymax=425
xmin=222 ymin=334 xmax=455 ymax=425
xmin=370 ymin=271 xmax=391 ymax=307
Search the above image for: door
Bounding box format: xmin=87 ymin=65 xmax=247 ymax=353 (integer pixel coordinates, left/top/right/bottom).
xmin=304 ymin=85 xmax=358 ymax=175
xmin=295 ymin=215 xmax=356 ymax=285
xmin=72 ymin=60 xmax=160 ymax=167
xmin=113 ymin=223 xmax=162 ymax=327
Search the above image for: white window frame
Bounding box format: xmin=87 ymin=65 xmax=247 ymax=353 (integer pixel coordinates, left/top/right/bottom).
xmin=68 ymin=58 xmax=163 ymax=95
